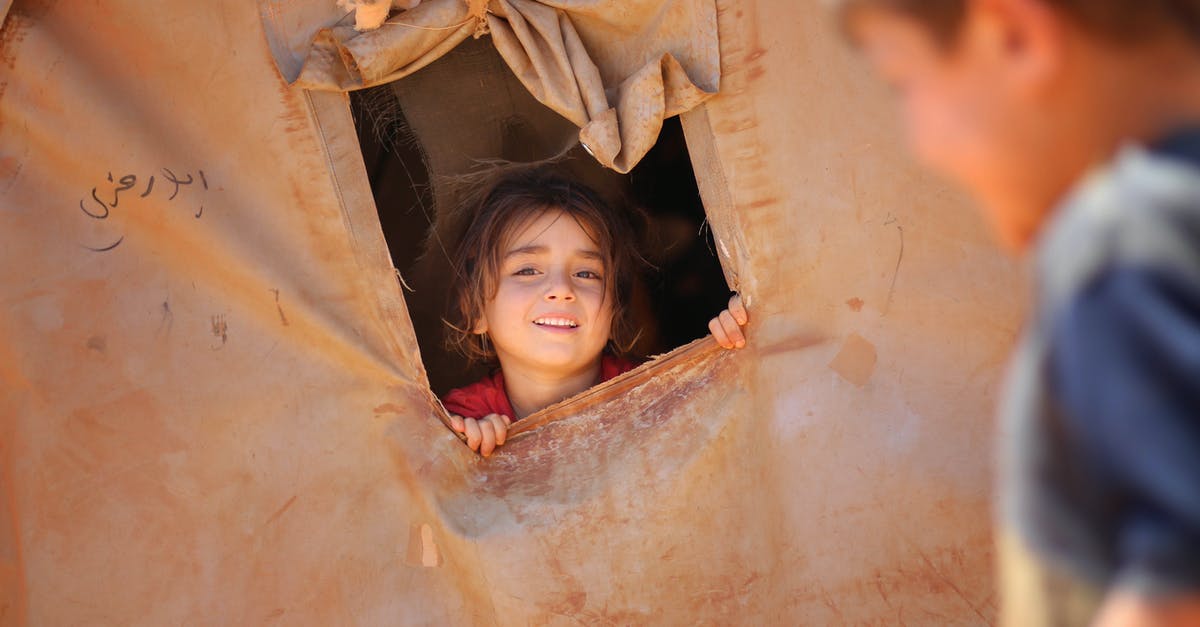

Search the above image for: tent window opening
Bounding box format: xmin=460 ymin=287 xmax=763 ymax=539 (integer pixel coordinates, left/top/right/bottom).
xmin=349 ymin=37 xmax=732 ymax=401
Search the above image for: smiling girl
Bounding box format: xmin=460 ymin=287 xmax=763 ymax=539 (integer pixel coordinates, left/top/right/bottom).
xmin=441 ymin=168 xmax=748 ymax=456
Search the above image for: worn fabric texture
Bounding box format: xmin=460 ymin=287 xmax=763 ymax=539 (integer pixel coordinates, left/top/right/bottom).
xmin=1 ymin=0 xmax=1022 ymax=623
xmin=282 ymin=0 xmax=719 ymax=172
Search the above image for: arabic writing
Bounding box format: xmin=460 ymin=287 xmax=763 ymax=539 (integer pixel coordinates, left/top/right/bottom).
xmin=78 ymin=168 xmax=209 ymax=251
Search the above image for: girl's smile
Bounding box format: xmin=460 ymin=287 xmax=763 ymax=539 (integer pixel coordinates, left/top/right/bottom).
xmin=532 ymin=314 xmax=580 ymax=330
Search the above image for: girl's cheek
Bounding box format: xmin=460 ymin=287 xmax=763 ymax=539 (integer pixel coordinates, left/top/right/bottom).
xmin=499 ymin=277 xmax=539 ymax=296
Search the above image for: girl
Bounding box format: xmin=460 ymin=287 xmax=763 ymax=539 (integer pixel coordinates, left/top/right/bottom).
xmin=442 ymin=168 xmax=748 ymax=456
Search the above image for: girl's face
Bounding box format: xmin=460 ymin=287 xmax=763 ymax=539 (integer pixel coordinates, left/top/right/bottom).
xmin=476 ymin=209 xmax=616 ymax=378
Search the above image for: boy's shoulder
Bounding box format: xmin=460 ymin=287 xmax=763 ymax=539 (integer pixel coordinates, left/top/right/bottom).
xmin=1035 ymin=129 xmax=1200 ymax=316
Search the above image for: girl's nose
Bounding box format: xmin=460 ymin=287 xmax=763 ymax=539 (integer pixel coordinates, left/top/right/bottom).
xmin=544 ymin=271 xmax=576 ymax=301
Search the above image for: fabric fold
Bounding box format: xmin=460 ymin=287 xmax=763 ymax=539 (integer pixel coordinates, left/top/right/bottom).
xmin=295 ymin=0 xmax=475 ymax=90
xmin=291 ymin=0 xmax=719 ymax=172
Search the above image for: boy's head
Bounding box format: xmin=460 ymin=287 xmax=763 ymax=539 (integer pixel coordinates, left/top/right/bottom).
xmin=447 ymin=168 xmax=642 ymax=368
xmin=836 ymin=0 xmax=1200 ymax=248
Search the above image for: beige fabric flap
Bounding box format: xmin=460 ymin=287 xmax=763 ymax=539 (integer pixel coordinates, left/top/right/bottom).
xmin=295 ymin=0 xmax=476 ymax=89
xmin=292 ymin=0 xmax=720 ymax=172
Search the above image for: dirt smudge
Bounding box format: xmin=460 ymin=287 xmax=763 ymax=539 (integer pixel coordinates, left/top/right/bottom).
xmin=829 ymin=333 xmax=877 ymax=387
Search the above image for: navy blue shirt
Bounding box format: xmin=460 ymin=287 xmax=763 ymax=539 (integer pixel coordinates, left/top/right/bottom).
xmin=1051 ymin=265 xmax=1200 ymax=591
xmin=1002 ymin=129 xmax=1200 ymax=620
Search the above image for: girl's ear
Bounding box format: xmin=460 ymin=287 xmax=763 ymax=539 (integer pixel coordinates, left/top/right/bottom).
xmin=472 ymin=315 xmax=488 ymax=335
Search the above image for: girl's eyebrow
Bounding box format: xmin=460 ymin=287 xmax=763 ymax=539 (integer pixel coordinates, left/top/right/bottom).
xmin=504 ymin=245 xmax=547 ymax=258
xmin=504 ymin=246 xmax=603 ymax=260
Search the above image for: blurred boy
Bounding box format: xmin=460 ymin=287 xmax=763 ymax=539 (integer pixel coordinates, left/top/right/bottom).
xmin=835 ymin=1 xmax=1200 ymax=625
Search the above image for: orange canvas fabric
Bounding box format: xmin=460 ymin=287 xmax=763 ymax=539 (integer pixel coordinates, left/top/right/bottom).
xmin=0 ymin=0 xmax=1022 ymax=623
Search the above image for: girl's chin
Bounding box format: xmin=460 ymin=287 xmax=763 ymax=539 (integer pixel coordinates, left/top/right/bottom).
xmin=523 ymin=352 xmax=604 ymax=374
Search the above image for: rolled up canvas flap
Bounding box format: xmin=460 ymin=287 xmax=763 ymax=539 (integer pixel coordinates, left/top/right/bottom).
xmin=282 ymin=0 xmax=720 ymax=172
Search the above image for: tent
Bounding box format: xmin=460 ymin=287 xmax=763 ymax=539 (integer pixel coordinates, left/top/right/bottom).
xmin=0 ymin=0 xmax=1023 ymax=623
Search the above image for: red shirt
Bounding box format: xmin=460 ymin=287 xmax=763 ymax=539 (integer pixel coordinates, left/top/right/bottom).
xmin=441 ymin=355 xmax=637 ymax=420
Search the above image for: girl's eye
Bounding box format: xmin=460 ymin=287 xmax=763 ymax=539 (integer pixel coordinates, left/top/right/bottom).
xmin=514 ymin=267 xmax=539 ymax=276
xmin=575 ymin=270 xmax=602 ymax=280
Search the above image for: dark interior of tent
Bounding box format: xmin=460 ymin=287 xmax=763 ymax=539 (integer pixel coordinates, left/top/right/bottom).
xmin=349 ymin=37 xmax=731 ymax=396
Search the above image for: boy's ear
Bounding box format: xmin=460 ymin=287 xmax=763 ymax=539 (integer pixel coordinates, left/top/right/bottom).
xmin=971 ymin=0 xmax=1066 ymax=93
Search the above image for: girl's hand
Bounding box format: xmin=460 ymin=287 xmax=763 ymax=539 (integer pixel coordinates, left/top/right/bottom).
xmin=449 ymin=413 xmax=512 ymax=457
xmin=708 ymin=294 xmax=749 ymax=350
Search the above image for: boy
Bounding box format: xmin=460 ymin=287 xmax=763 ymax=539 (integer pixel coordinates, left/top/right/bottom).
xmin=835 ymin=1 xmax=1200 ymax=625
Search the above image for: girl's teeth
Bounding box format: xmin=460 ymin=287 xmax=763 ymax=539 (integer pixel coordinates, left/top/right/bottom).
xmin=536 ymin=318 xmax=577 ymax=327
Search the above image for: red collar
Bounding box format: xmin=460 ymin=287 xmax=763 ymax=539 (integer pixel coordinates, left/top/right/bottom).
xmin=441 ymin=355 xmax=637 ymax=420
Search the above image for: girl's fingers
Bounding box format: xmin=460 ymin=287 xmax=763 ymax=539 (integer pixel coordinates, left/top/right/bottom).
xmin=454 ymin=415 xmax=511 ymax=454
xmin=478 ymin=420 xmax=497 ymax=457
xmin=719 ymin=310 xmax=746 ymax=348
xmin=463 ymin=418 xmax=482 ymax=451
xmin=485 ymin=414 xmax=508 ymax=446
xmin=709 ymin=315 xmax=732 ymax=349
xmin=728 ymin=294 xmax=748 ymax=325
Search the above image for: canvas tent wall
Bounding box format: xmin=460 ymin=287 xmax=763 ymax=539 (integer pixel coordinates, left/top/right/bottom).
xmin=0 ymin=0 xmax=1023 ymax=624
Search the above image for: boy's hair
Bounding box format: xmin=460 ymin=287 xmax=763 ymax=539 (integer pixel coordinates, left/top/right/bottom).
xmin=836 ymin=0 xmax=1200 ymax=45
xmin=445 ymin=167 xmax=644 ymax=364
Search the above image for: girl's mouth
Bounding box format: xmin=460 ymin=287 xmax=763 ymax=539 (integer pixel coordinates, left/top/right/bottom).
xmin=533 ymin=316 xmax=579 ymax=329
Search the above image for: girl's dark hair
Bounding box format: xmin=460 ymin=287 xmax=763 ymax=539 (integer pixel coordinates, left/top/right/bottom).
xmin=445 ymin=167 xmax=644 ymax=364
xmin=838 ymin=0 xmax=1200 ymax=46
